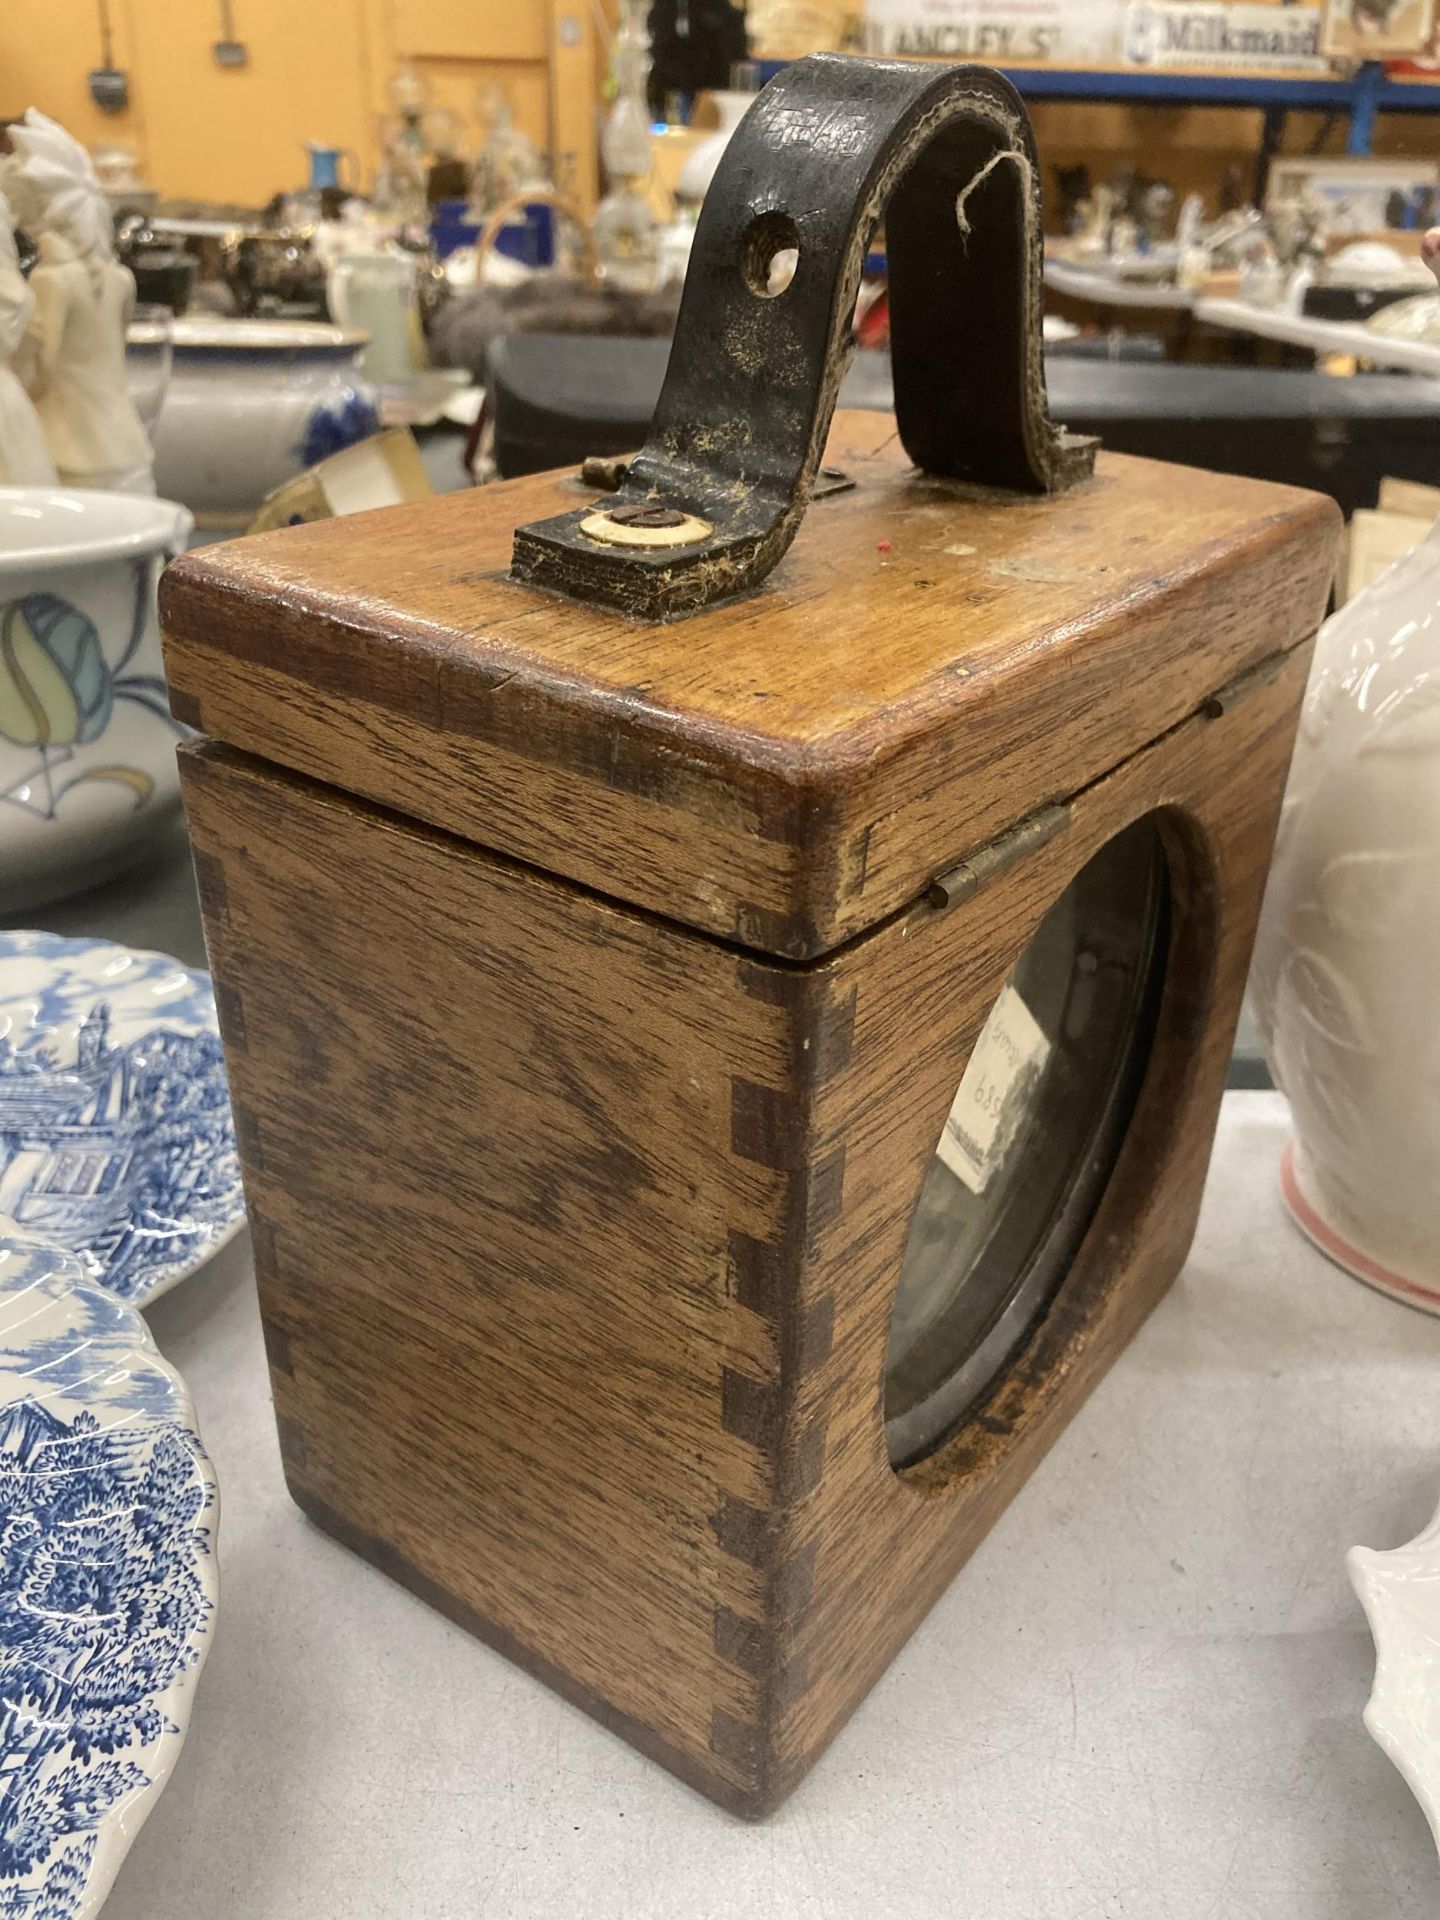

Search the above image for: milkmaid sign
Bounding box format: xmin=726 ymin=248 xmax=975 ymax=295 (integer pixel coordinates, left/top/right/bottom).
xmin=854 ymin=0 xmax=1327 ymax=70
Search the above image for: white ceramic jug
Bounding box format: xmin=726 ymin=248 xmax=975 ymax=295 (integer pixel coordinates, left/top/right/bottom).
xmin=327 ymin=251 xmax=423 ymax=385
xmin=1251 ymin=517 xmax=1440 ymax=1312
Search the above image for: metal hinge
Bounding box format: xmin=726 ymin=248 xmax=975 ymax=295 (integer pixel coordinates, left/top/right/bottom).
xmin=926 ymin=803 xmax=1070 ymax=911
xmin=811 ymin=465 xmax=856 ymax=500
xmin=923 ymin=648 xmax=1292 ymax=915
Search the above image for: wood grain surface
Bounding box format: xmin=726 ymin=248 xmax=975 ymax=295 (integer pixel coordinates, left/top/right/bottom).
xmin=163 ymin=413 xmax=1339 ymax=958
xmin=180 ymin=626 xmax=1311 ymax=1815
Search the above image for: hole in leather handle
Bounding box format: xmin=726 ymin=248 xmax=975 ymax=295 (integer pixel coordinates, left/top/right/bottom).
xmin=511 ymin=54 xmax=1096 ymax=621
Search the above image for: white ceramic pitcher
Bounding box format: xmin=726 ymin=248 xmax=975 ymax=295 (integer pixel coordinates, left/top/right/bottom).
xmin=1251 ymin=511 xmax=1440 ymax=1312
xmin=327 ymin=251 xmax=424 ymax=385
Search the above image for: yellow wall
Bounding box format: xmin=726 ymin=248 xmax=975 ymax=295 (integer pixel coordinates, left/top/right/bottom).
xmin=19 ymin=4 xmax=1435 ymax=228
xmin=1 ymin=0 xmax=597 ymax=211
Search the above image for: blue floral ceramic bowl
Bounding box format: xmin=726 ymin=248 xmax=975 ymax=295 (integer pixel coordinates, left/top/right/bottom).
xmin=0 ymin=1235 xmax=217 ymax=1917
xmin=144 ymin=318 xmax=378 ymax=532
xmin=0 ymin=933 xmax=244 ymax=1306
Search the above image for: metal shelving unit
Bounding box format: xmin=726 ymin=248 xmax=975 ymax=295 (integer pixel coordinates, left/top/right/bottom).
xmin=755 ymin=59 xmax=1440 ymax=199
xmin=998 ymin=63 xmax=1435 ymax=134
xmin=991 ymin=60 xmax=1440 ymax=201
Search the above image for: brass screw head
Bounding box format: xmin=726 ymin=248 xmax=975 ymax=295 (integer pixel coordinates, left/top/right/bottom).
xmin=578 ymin=502 xmax=714 ymax=549
xmin=605 ymin=504 xmax=689 ymax=530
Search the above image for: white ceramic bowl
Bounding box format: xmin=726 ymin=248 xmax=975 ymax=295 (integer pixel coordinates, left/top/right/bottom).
xmin=142 ymin=318 xmax=378 ymax=531
xmin=0 ymin=487 xmax=192 ymax=912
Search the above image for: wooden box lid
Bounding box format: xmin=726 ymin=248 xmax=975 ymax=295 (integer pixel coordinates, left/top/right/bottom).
xmin=160 ymin=410 xmax=1338 ymax=961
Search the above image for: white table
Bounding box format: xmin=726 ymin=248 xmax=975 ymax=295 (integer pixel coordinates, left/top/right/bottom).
xmin=1043 ymin=271 xmax=1440 ymax=384
xmin=1195 ymin=295 xmax=1440 ymax=380
xmin=1044 ymin=261 xmax=1198 ymax=311
xmin=104 ymin=1091 xmax=1440 ymax=1918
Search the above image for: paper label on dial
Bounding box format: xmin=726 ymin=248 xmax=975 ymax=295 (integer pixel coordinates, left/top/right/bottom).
xmin=936 ymin=984 xmax=1052 ymax=1194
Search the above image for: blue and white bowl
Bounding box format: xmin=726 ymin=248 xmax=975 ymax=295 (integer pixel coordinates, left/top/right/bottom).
xmin=143 ymin=318 xmax=379 ymax=533
xmin=0 ymin=1235 xmax=217 ymax=1917
xmin=0 ymin=932 xmax=244 ymax=1306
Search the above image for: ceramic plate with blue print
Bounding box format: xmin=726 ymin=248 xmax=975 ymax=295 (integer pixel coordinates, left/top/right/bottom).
xmin=0 ymin=932 xmax=244 ymax=1307
xmin=0 ymin=1235 xmax=217 ymax=1918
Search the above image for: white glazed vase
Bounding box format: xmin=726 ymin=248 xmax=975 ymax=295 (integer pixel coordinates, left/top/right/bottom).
xmin=677 ymin=93 xmax=755 ymax=204
xmin=144 ymin=321 xmax=378 ymax=532
xmin=1251 ymin=519 xmax=1440 ymax=1311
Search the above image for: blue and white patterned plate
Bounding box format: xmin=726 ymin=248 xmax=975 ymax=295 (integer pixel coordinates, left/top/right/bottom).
xmin=0 ymin=933 xmax=244 ymax=1307
xmin=0 ymin=1235 xmax=217 ymax=1917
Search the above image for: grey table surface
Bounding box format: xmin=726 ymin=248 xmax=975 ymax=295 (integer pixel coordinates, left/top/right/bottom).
xmin=11 ymin=852 xmax=1438 ymax=1918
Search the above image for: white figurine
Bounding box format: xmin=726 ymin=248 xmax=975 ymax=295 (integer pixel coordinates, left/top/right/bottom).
xmin=0 ymin=190 xmax=57 ymax=487
xmin=5 ymin=110 xmax=152 ymax=494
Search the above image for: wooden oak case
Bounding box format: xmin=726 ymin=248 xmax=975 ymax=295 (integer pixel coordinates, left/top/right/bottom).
xmin=162 ymin=54 xmax=1340 ymax=1819
xmin=163 ymin=410 xmax=1337 ymax=1816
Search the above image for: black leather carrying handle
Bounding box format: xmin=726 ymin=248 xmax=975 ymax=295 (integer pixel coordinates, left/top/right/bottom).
xmin=510 ymin=54 xmax=1095 ymax=620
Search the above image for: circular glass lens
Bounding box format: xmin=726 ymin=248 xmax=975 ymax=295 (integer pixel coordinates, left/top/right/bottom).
xmin=885 ymin=816 xmax=1170 ymax=1468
